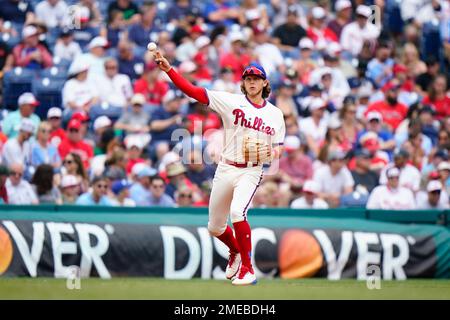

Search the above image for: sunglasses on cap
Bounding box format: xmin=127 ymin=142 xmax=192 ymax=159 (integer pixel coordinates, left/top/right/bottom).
xmin=242 ymin=66 xmax=266 ymax=80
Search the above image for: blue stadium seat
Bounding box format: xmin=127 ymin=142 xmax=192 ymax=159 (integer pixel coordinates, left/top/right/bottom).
xmin=0 ymin=33 xmax=21 ymax=49
xmin=52 ymin=57 xmax=71 ymax=70
xmin=89 ymin=103 xmax=124 ymax=123
xmin=32 ymin=77 xmax=65 ymax=119
xmin=2 ymin=68 xmax=37 ymax=110
xmin=39 ymin=67 xmax=69 ymax=81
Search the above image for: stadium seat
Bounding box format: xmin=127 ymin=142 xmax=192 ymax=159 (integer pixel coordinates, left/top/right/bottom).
xmin=39 ymin=67 xmax=69 ymax=81
xmin=2 ymin=68 xmax=37 ymax=110
xmin=32 ymin=77 xmax=65 ymax=119
xmin=89 ymin=103 xmax=124 ymax=124
xmin=0 ymin=33 xmax=21 ymax=49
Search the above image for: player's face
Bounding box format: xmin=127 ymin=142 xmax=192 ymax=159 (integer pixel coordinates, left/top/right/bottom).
xmin=243 ymin=75 xmax=267 ymax=98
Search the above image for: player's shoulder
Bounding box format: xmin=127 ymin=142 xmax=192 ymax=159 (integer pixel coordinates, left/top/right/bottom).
xmin=206 ymin=89 xmax=243 ymax=100
xmin=266 ymin=101 xmax=285 ymax=117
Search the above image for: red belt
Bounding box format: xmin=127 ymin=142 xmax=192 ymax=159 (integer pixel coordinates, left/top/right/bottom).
xmin=224 ymin=159 xmax=260 ymax=168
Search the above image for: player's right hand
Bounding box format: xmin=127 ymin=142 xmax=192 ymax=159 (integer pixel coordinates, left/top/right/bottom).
xmin=153 ymin=50 xmax=171 ymax=73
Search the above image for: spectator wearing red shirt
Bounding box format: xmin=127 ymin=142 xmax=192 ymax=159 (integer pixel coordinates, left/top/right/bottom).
xmin=278 ymin=135 xmax=313 ymax=188
xmin=365 ymin=79 xmax=408 ymax=131
xmin=422 ymin=75 xmax=450 ymax=120
xmin=186 ymin=102 xmax=221 ymax=136
xmin=12 ymin=25 xmax=53 ymax=70
xmin=306 ymin=7 xmax=338 ymax=50
xmin=0 ymin=165 xmax=9 ymax=204
xmin=58 ymin=119 xmax=93 ymax=168
xmin=133 ymin=62 xmax=169 ymax=105
xmin=124 ymin=136 xmax=146 ymax=175
xmin=47 ymin=107 xmax=66 ymax=147
xmin=219 ymin=32 xmax=251 ymax=82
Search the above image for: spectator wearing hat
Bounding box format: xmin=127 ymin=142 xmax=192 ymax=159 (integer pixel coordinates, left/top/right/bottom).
xmin=415 ymin=180 xmax=449 ymax=209
xmin=294 ymin=37 xmax=317 ymax=85
xmin=350 ymin=148 xmax=379 ymax=193
xmin=174 ymin=185 xmax=195 ymax=207
xmin=272 ymin=6 xmax=306 ymax=54
xmin=35 ymin=0 xmax=68 ymax=28
xmin=365 ymin=79 xmax=408 ymax=132
xmin=146 ymin=175 xmax=174 ymax=207
xmin=97 ymin=57 xmax=133 ymax=107
xmin=5 ymin=162 xmax=38 ymax=205
xmin=129 ymin=165 xmax=156 ymax=206
xmin=422 ymin=149 xmax=448 ymax=180
xmin=2 ymin=92 xmax=40 ymax=138
xmin=124 ymin=136 xmax=147 ymax=174
xmin=278 ymin=135 xmax=313 ymax=189
xmin=327 ymin=0 xmax=352 ymax=39
xmin=0 ymin=165 xmax=10 ymax=204
xmin=58 ymin=119 xmax=93 ymax=168
xmin=366 ymin=41 xmax=395 ymax=89
xmin=299 ymin=97 xmax=329 ymax=157
xmin=340 ymin=5 xmax=380 ymax=56
xmin=76 ymin=175 xmax=114 ymax=206
xmin=306 ymin=6 xmax=338 ymax=50
xmin=253 ymin=25 xmax=284 ymax=78
xmin=128 ymin=2 xmax=160 ymax=47
xmin=62 ymin=60 xmax=99 ymax=114
xmin=192 ymin=36 xmax=213 ymax=83
xmin=12 ymin=25 xmax=53 ymax=69
xmin=149 ymin=90 xmax=185 ymax=148
xmin=175 ymin=24 xmax=205 ymax=63
xmin=31 ymin=164 xmax=62 ymax=204
xmin=116 ymin=93 xmax=151 ymax=140
xmin=422 ymin=75 xmax=450 ymax=120
xmin=357 ymin=111 xmax=396 ymax=153
xmin=290 ymin=180 xmax=329 ymax=209
xmin=117 ymin=39 xmax=145 ymax=81
xmin=30 ymin=121 xmax=62 ymax=170
xmin=355 ymin=131 xmax=389 ymax=172
xmin=313 ymin=149 xmax=354 ymax=207
xmin=107 ymin=0 xmax=140 ymax=25
xmin=111 ymin=179 xmax=135 ymax=207
xmin=133 ymin=61 xmax=169 ymax=105
xmin=74 ymin=36 xmax=109 ymax=77
xmin=238 ymin=0 xmax=269 ymax=29
xmin=219 ymin=31 xmax=251 ymax=82
xmin=60 ymin=174 xmax=80 ymax=204
xmin=54 ymin=28 xmax=82 ymax=61
xmin=366 ymin=167 xmax=416 ymax=210
xmin=2 ymin=118 xmax=35 ymax=167
xmin=203 ymin=0 xmax=240 ymax=28
xmin=164 ymin=161 xmax=191 ymax=200
xmin=379 ymin=149 xmax=421 ymax=192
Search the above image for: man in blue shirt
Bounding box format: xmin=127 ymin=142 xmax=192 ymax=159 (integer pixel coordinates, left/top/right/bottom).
xmin=76 ymin=176 xmax=114 ymax=206
xmin=366 ymin=41 xmax=395 ymax=89
xmin=2 ymin=92 xmax=40 ymax=138
xmin=117 ymin=40 xmax=145 ymax=81
xmin=129 ymin=165 xmax=157 ymax=206
xmin=148 ymin=175 xmax=175 ymax=207
xmin=127 ymin=2 xmax=161 ymax=47
xmin=203 ymin=0 xmax=239 ymax=28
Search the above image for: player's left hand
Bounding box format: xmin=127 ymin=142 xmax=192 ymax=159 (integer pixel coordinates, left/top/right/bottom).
xmin=242 ymin=136 xmax=273 ymax=164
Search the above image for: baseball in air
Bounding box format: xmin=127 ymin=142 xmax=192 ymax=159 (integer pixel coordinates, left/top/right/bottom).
xmin=147 ymin=42 xmax=157 ymax=51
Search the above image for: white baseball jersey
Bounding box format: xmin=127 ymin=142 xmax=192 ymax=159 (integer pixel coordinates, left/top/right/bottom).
xmin=366 ymin=185 xmax=416 ymax=210
xmin=205 ymin=90 xmax=286 ymax=163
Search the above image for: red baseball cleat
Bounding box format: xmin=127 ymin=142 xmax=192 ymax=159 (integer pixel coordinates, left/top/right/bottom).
xmin=226 ymin=252 xmax=241 ymax=280
xmin=232 ymin=265 xmax=257 ymax=286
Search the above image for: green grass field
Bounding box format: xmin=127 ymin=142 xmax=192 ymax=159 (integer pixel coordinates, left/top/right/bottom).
xmin=0 ymin=278 xmax=449 ymax=300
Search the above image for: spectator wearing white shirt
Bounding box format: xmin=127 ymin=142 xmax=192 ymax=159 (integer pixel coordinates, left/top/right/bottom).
xmin=416 ymin=180 xmax=449 ymax=209
xmin=340 ymin=5 xmax=380 ymax=56
xmin=5 ymin=163 xmax=39 ymax=205
xmin=35 ymin=0 xmax=68 ymax=28
xmin=367 ymin=167 xmax=416 ymax=210
xmin=73 ymin=36 xmax=108 ymax=77
xmin=379 ymin=149 xmax=422 ymax=192
xmin=299 ymin=97 xmax=329 ymax=157
xmin=54 ymin=29 xmax=82 ymax=61
xmin=96 ymin=58 xmax=133 ymax=108
xmin=253 ymin=25 xmax=285 ymax=78
xmin=62 ymin=60 xmax=99 ymax=115
xmin=2 ymin=119 xmax=35 ymax=167
xmin=291 ymin=180 xmax=329 ymax=209
xmin=313 ymin=149 xmax=354 ymax=207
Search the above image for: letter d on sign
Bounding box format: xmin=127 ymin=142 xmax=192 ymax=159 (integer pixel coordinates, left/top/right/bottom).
xmin=66 ymin=265 xmax=81 ymax=290
xmin=366 ymin=265 xmax=381 ymax=290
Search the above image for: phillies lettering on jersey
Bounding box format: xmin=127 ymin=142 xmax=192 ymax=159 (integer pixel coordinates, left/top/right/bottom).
xmin=232 ymin=109 xmax=276 ymax=136
xmin=206 ymin=90 xmax=286 ymax=163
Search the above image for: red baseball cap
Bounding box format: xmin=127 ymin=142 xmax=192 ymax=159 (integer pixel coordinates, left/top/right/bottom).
xmin=67 ymin=119 xmax=82 ymax=130
xmin=393 ymin=64 xmax=408 ymax=75
xmin=190 ymin=25 xmax=204 ymax=34
xmin=382 ymin=79 xmax=401 ymax=93
xmin=71 ymin=111 xmax=89 ymax=122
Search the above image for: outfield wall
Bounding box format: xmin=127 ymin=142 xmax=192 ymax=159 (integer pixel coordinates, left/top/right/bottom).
xmin=0 ymin=206 xmax=449 ymax=280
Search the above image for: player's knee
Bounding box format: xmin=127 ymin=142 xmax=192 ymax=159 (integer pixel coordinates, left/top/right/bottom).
xmin=207 ymin=223 xmax=226 ymax=237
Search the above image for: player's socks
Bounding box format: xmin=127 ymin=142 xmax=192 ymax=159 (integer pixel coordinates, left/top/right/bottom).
xmin=233 ymin=220 xmax=253 ymax=269
xmin=217 ymin=225 xmax=240 ymax=253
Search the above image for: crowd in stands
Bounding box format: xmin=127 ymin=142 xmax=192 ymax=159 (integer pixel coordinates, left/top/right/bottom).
xmin=0 ymin=0 xmax=449 ymax=210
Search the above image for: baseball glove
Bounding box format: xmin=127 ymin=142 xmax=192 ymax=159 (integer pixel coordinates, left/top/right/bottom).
xmin=242 ymin=136 xmax=273 ymax=164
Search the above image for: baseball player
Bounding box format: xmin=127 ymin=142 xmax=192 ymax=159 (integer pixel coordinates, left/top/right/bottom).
xmin=150 ymin=45 xmax=285 ymax=285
